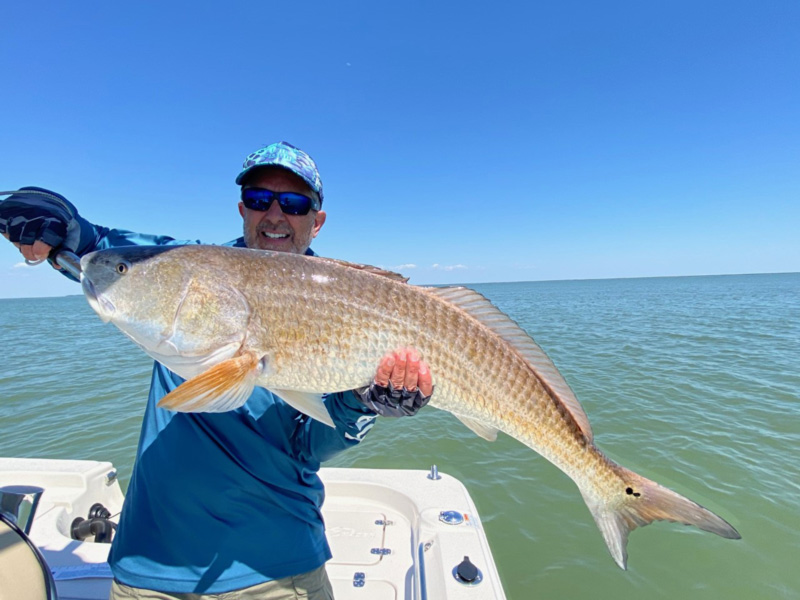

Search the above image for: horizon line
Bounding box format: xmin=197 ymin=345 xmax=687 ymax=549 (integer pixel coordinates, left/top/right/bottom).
xmin=1 ymin=270 xmax=797 ymax=301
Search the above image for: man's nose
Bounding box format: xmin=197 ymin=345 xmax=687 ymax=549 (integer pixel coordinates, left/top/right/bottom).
xmin=261 ymin=199 xmax=286 ymax=222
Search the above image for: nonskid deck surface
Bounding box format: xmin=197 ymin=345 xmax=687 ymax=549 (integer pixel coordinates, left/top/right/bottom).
xmin=0 ymin=459 xmax=506 ymax=600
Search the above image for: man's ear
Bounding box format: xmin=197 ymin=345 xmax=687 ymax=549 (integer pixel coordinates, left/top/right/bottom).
xmin=312 ymin=210 xmax=327 ymax=238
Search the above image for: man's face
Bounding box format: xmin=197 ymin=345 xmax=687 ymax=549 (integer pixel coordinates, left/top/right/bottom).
xmin=238 ymin=167 xmax=326 ymax=254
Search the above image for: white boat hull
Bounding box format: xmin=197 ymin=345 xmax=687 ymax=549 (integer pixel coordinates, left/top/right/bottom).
xmin=0 ymin=458 xmax=506 ymax=600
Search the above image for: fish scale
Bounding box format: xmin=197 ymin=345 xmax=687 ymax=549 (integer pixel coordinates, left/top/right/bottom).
xmin=80 ymin=244 xmax=741 ymax=569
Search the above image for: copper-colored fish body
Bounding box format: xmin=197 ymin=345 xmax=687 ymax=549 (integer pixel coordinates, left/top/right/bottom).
xmin=80 ymin=244 xmax=740 ymax=568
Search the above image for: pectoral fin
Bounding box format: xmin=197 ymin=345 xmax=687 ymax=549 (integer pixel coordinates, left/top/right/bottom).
xmin=270 ymin=388 xmax=335 ymax=429
xmin=454 ymin=414 xmax=499 ymax=442
xmin=158 ymin=352 xmax=261 ymax=413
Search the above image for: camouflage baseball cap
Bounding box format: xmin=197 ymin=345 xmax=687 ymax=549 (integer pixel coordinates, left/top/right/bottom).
xmin=235 ymin=141 xmax=324 ymax=203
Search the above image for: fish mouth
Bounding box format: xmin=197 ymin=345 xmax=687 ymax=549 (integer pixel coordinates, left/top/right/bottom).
xmin=81 ymin=274 xmax=115 ymax=323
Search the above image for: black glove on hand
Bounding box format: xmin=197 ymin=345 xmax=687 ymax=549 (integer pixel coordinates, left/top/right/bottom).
xmin=0 ymin=187 xmax=87 ymax=252
xmin=357 ymin=380 xmax=432 ymax=417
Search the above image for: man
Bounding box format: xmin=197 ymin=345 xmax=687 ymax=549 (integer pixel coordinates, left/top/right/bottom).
xmin=0 ymin=142 xmax=433 ymax=599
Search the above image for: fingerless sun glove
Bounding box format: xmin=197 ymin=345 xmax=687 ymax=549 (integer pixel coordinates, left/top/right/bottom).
xmin=356 ymin=381 xmax=432 ymax=417
xmin=0 ymin=187 xmax=97 ymax=255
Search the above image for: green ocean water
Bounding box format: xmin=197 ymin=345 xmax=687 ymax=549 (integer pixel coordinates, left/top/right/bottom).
xmin=1 ymin=273 xmax=798 ymax=599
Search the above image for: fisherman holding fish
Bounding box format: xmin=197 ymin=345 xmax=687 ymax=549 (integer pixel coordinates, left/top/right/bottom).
xmin=3 ymin=138 xmax=744 ymax=592
xmin=0 ymin=142 xmax=434 ymax=599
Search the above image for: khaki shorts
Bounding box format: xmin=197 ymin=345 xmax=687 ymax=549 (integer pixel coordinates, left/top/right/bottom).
xmin=109 ymin=565 xmax=334 ymax=600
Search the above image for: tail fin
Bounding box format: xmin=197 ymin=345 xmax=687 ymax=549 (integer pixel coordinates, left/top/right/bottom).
xmin=579 ymin=465 xmax=741 ymax=569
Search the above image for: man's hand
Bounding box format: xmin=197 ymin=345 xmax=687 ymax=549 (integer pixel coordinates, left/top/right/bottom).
xmin=2 ymin=233 xmax=55 ymax=264
xmin=357 ymin=347 xmax=434 ymax=417
xmin=374 ymin=348 xmax=433 ymax=398
xmin=0 ymin=187 xmax=82 ymax=267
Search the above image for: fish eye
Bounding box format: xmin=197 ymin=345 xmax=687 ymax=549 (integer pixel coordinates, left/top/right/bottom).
xmin=116 ymin=261 xmax=131 ymax=275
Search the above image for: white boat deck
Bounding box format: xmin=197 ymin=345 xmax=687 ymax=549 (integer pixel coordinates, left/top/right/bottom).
xmin=0 ymin=458 xmax=506 ymax=599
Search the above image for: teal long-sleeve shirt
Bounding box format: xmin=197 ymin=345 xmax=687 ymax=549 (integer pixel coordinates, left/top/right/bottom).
xmin=73 ymin=226 xmax=378 ymax=593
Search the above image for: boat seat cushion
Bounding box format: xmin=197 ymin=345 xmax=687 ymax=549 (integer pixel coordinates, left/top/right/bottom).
xmin=0 ymin=515 xmax=55 ymax=600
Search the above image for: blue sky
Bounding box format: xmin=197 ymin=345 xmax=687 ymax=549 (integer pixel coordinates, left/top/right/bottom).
xmin=1 ymin=1 xmax=798 ymax=298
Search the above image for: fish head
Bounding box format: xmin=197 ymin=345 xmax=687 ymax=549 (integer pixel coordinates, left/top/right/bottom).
xmin=80 ymin=245 xmax=170 ymax=324
xmin=81 ymin=245 xmax=250 ymax=378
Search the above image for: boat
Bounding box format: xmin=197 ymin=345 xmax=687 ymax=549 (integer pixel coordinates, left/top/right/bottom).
xmin=0 ymin=457 xmax=507 ymax=599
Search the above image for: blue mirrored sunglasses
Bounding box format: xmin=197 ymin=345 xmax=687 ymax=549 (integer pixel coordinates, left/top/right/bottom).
xmin=241 ymin=188 xmax=320 ymax=215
